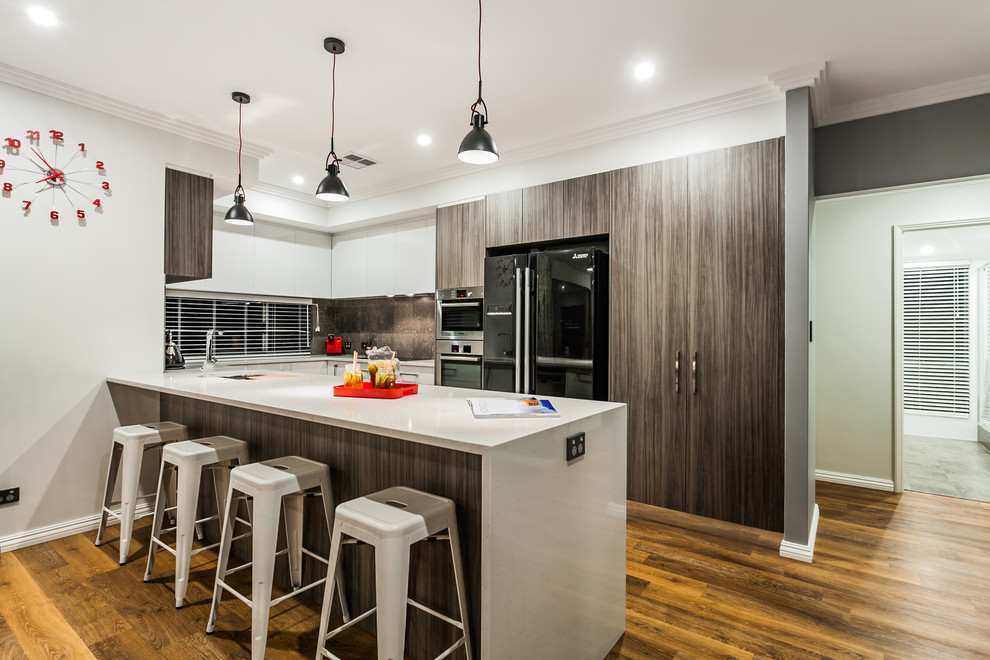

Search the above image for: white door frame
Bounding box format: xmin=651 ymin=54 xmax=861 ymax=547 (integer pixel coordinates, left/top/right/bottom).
xmin=892 ymin=218 xmax=990 ymax=493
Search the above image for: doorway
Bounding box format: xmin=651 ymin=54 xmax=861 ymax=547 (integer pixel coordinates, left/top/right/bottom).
xmin=896 ymin=221 xmax=990 ymax=502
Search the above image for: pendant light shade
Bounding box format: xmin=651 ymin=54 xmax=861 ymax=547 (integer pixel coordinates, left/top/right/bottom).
xmin=225 ymin=91 xmax=254 ymax=225
xmin=458 ymin=0 xmax=498 ymax=165
xmin=316 ymin=37 xmax=349 ymax=202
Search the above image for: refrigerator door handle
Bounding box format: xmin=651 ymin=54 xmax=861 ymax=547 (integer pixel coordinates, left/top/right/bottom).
xmin=523 ymin=266 xmax=532 ymax=394
xmin=514 ymin=267 xmax=522 ymax=394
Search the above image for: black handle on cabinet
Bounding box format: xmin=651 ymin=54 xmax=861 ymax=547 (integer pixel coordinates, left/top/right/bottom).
xmin=692 ymin=352 xmax=697 ymax=395
xmin=675 ymin=350 xmax=680 ymax=394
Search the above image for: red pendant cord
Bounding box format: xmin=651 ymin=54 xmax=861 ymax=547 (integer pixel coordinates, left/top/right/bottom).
xmin=330 ymin=51 xmax=340 ymax=165
xmin=237 ymin=101 xmax=243 ymax=188
xmin=471 ymin=0 xmax=483 ymax=115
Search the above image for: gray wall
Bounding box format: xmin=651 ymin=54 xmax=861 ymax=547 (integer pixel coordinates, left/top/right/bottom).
xmin=784 ymin=87 xmax=815 ymax=547
xmin=815 ymin=93 xmax=990 ymax=196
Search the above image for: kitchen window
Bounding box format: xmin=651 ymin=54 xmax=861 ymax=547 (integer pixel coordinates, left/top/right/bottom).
xmin=166 ymin=295 xmax=310 ymax=361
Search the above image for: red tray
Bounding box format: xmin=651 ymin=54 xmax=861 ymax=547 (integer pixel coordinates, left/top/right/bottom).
xmin=333 ymin=382 xmax=418 ymax=399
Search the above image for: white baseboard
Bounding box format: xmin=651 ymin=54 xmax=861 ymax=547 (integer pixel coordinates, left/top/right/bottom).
xmin=815 ymin=469 xmax=894 ymax=492
xmin=779 ymin=503 xmax=820 ymax=563
xmin=0 ymin=499 xmax=154 ymax=554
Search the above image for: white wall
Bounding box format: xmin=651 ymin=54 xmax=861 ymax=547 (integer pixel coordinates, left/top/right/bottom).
xmin=814 ymin=177 xmax=990 ymax=482
xmin=0 ymin=82 xmax=249 ymax=544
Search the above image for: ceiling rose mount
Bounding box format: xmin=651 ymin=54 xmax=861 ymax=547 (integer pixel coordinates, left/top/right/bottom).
xmin=315 ymin=36 xmax=350 ymax=202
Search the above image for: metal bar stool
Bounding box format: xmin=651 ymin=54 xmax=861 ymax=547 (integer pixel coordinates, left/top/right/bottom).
xmin=95 ymin=421 xmax=188 ymax=564
xmin=206 ymin=456 xmax=349 ymax=660
xmin=144 ymin=436 xmax=251 ymax=607
xmin=315 ymin=486 xmax=472 ymax=660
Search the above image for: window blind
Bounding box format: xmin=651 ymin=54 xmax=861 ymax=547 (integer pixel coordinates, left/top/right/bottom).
xmin=903 ymin=265 xmax=970 ymax=417
xmin=982 ymin=267 xmax=990 ymax=424
xmin=165 ymin=296 xmax=310 ymax=362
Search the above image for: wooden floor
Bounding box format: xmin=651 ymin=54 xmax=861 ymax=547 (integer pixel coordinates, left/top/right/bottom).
xmin=2 ymin=482 xmax=988 ymax=659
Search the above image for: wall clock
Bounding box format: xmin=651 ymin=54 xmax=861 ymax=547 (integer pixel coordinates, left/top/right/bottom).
xmin=0 ymin=128 xmax=110 ymax=222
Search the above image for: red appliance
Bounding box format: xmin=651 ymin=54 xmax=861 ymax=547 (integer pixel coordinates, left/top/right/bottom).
xmin=326 ymin=335 xmax=343 ymax=355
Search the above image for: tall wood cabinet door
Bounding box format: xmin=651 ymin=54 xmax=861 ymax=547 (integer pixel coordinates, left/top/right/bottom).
xmin=522 ymin=181 xmax=564 ymax=244
xmin=609 ymin=158 xmax=690 ymax=511
xmin=563 ymin=172 xmax=610 ymax=238
xmin=436 ymin=200 xmax=485 ymax=289
xmin=685 ymin=140 xmax=784 ymax=532
xmin=485 ymin=189 xmax=522 ymax=248
xmin=164 ymin=168 xmax=213 ymax=283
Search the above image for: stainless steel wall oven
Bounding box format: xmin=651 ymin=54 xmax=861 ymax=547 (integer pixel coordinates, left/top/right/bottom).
xmin=435 ymin=286 xmax=484 ymax=341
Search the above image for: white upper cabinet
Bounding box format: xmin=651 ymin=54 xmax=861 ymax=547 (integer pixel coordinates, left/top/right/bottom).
xmin=331 ymin=231 xmax=369 ymax=298
xmin=366 ymin=225 xmax=397 ymax=297
xmin=294 ymin=230 xmax=333 ymax=299
xmin=394 ymin=218 xmax=436 ymax=294
xmin=254 ymin=223 xmax=297 ymax=296
xmin=209 ymin=215 xmax=255 ymax=294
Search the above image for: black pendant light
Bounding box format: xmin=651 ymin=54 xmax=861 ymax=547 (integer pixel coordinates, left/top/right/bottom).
xmin=316 ymin=37 xmax=350 ymax=202
xmin=457 ymin=0 xmax=498 ymax=165
xmin=224 ymin=91 xmax=254 ymax=225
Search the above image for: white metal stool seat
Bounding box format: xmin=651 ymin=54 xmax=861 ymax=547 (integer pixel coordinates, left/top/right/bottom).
xmin=316 ymin=486 xmax=473 ymax=660
xmin=95 ymin=421 xmax=188 ymax=564
xmin=144 ymin=436 xmax=250 ymax=607
xmin=206 ymin=456 xmax=349 ymax=660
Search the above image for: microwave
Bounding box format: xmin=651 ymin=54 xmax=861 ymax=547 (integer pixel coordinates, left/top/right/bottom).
xmin=436 ymin=286 xmax=484 ymax=341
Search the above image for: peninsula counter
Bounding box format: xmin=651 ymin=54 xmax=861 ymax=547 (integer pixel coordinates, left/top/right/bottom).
xmin=107 ymin=370 xmax=627 ymax=660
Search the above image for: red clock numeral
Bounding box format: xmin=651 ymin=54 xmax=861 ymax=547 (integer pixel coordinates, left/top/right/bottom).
xmin=2 ymin=182 xmax=12 ymax=192
xmin=101 ymin=181 xmax=110 ymax=191
xmin=50 ymin=211 xmax=59 ymax=221
xmin=23 ymin=201 xmax=31 ymax=210
xmin=77 ymin=210 xmax=86 ymax=220
xmin=4 ymin=138 xmax=21 ymax=149
xmin=27 ymin=130 xmax=40 ymax=142
xmin=95 ymin=160 xmax=105 ymax=170
xmin=49 ymin=130 xmax=64 ymax=141
xmin=93 ymin=199 xmax=102 ymax=207
xmin=0 ymin=159 xmax=5 ymax=169
xmin=78 ymin=143 xmax=86 ymax=152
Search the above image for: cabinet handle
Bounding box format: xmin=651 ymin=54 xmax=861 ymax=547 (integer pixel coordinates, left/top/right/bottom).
xmin=675 ymin=350 xmax=680 ymax=394
xmin=692 ymin=352 xmax=698 ymax=395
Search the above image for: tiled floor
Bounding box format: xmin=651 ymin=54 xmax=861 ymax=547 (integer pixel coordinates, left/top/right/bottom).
xmin=903 ymin=434 xmax=990 ymax=502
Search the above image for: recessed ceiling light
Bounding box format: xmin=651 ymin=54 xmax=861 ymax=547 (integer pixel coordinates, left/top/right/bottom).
xmin=920 ymin=245 xmax=935 ymax=255
xmin=417 ymin=134 xmax=432 ymax=146
xmin=292 ymin=175 xmax=305 ymax=185
xmin=27 ymin=6 xmax=57 ymax=26
xmin=633 ymin=61 xmax=655 ymax=81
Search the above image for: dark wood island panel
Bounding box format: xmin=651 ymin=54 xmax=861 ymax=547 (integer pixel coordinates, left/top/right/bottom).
xmin=160 ymin=394 xmax=481 ymax=660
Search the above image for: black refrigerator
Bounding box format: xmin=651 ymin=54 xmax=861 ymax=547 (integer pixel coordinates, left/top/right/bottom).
xmin=483 ymin=247 xmax=609 ymax=400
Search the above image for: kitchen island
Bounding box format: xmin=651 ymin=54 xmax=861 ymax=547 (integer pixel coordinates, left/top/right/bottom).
xmin=107 ymin=370 xmax=627 ymax=660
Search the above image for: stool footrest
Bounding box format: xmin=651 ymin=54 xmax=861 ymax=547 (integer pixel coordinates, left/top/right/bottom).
xmin=269 ymin=576 xmax=326 ymax=607
xmin=408 ymin=597 xmax=465 ymax=630
xmin=215 ymin=579 xmax=254 ymax=609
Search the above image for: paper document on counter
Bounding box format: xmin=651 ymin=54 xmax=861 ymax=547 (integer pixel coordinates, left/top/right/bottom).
xmin=466 ymin=397 xmax=560 ymax=418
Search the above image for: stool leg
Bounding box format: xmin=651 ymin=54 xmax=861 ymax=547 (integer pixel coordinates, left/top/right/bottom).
xmin=283 ymin=492 xmax=304 ymax=590
xmin=95 ymin=443 xmax=122 ymax=547
xmin=249 ymin=493 xmax=281 ymax=660
xmin=318 ymin=479 xmax=349 ymax=621
xmin=212 ymin=464 xmax=233 ymax=533
xmin=206 ymin=481 xmax=238 ymax=635
xmin=117 ymin=439 xmax=146 ymax=564
xmin=143 ymin=459 xmax=170 ymax=582
xmin=316 ymin=519 xmax=345 ymax=657
xmin=174 ymin=461 xmax=204 ymax=608
xmin=448 ymin=518 xmax=473 ymax=660
xmin=376 ymin=538 xmax=411 ymax=660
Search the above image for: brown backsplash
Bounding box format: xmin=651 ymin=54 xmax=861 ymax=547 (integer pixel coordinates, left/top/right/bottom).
xmin=310 ymin=295 xmax=435 ymax=360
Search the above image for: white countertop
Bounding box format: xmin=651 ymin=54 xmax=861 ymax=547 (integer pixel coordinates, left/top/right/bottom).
xmin=211 ymin=355 xmax=436 ymax=368
xmin=107 ymin=370 xmax=623 ymax=454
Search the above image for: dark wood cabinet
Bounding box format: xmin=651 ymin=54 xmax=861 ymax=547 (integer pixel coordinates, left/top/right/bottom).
xmin=611 ymin=139 xmax=784 ymax=532
xmin=164 ymin=168 xmax=214 ymax=283
xmin=436 ymin=200 xmax=485 ymax=289
xmin=521 ymin=172 xmax=610 ymax=244
xmin=485 ymin=189 xmax=522 ymax=248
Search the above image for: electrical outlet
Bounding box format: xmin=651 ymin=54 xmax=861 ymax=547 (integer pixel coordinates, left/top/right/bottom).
xmin=566 ymin=432 xmax=586 ymax=462
xmin=0 ymin=487 xmax=19 ymax=505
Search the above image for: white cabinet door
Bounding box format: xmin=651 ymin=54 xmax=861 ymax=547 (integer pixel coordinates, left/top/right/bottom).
xmin=209 ymin=215 xmax=255 ymax=294
xmin=366 ymin=225 xmax=396 ymax=297
xmin=295 ymin=230 xmax=333 ymax=299
xmin=254 ymin=224 xmax=296 ymax=296
xmin=331 ymin=231 xmax=368 ymax=298
xmin=394 ymin=218 xmax=435 ymax=294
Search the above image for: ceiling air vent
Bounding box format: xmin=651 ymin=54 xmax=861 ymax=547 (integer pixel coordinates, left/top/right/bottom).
xmin=339 ymin=152 xmax=380 ymax=169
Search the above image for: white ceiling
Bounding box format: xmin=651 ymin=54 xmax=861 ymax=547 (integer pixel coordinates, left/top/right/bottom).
xmin=2 ymin=0 xmax=989 ymax=206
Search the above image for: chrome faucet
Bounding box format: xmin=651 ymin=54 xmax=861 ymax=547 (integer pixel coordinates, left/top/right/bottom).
xmin=200 ymin=329 xmax=224 ymax=375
